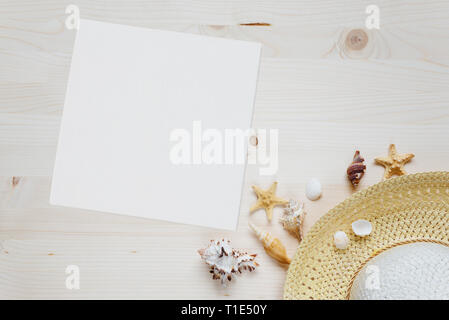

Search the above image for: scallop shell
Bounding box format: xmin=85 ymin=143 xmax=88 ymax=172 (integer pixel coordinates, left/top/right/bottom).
xmin=198 ymin=239 xmax=258 ymax=287
xmin=334 ymin=231 xmax=349 ymax=250
xmin=351 ymin=219 xmax=373 ymax=237
xmin=249 ymin=222 xmax=291 ymax=264
xmin=280 ymin=199 xmax=306 ymax=241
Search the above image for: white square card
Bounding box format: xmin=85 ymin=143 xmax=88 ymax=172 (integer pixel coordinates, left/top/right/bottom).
xmin=50 ymin=19 xmax=261 ymax=230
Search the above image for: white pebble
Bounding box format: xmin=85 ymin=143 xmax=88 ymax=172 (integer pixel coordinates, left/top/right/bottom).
xmin=352 ymin=219 xmax=373 ymax=237
xmin=305 ymin=178 xmax=322 ymax=201
xmin=334 ymin=231 xmax=349 ymax=250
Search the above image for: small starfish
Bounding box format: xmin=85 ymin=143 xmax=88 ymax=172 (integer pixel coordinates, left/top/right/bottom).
xmin=375 ymin=144 xmax=414 ymax=180
xmin=250 ymin=182 xmax=288 ymax=221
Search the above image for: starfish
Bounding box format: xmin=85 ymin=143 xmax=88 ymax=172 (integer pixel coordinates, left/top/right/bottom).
xmin=250 ymin=182 xmax=288 ymax=221
xmin=375 ymin=144 xmax=414 ymax=180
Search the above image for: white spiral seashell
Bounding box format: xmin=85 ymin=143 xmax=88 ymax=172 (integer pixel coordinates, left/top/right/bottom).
xmin=248 ymin=222 xmax=273 ymax=245
xmin=280 ymin=199 xmax=305 ymax=240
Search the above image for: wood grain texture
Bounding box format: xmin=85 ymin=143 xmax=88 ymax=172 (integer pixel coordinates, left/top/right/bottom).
xmin=0 ymin=0 xmax=449 ymax=299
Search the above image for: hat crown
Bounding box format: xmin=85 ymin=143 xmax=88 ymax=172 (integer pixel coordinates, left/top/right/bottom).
xmin=350 ymin=242 xmax=449 ymax=300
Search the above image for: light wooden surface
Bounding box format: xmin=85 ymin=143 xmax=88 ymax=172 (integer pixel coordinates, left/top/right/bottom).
xmin=1 ymin=0 xmax=449 ymax=299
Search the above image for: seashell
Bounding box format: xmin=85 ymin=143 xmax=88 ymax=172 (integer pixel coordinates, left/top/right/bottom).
xmin=352 ymin=219 xmax=373 ymax=237
xmin=347 ymin=150 xmax=366 ymax=187
xmin=280 ymin=199 xmax=306 ymax=241
xmin=334 ymin=231 xmax=349 ymax=250
xmin=249 ymin=222 xmax=291 ymax=264
xmin=198 ymin=239 xmax=258 ymax=287
xmin=305 ymin=178 xmax=322 ymax=201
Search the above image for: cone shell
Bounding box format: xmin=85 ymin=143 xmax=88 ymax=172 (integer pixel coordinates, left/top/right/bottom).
xmin=347 ymin=150 xmax=366 ymax=187
xmin=249 ymin=222 xmax=291 ymax=264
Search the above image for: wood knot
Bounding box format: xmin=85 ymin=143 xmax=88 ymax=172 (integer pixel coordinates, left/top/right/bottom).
xmin=239 ymin=22 xmax=271 ymax=26
xmin=345 ymin=29 xmax=368 ymax=51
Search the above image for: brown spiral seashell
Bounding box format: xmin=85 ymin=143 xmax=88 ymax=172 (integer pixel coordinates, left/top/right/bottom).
xmin=347 ymin=150 xmax=366 ymax=187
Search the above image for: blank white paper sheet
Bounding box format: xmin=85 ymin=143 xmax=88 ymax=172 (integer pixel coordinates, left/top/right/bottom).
xmin=50 ymin=19 xmax=261 ymax=230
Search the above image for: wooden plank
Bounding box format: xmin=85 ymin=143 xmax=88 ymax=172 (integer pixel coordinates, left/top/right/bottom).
xmin=1 ymin=58 xmax=449 ymax=175
xmin=1 ymin=0 xmax=449 ymax=300
xmin=1 ymin=0 xmax=449 ymax=27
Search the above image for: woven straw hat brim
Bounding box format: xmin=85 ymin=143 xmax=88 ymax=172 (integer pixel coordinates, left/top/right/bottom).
xmin=283 ymin=172 xmax=449 ymax=300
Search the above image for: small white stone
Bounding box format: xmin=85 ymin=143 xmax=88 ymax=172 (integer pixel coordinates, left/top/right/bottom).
xmin=305 ymin=178 xmax=322 ymax=201
xmin=334 ymin=231 xmax=349 ymax=250
xmin=352 ymin=219 xmax=373 ymax=237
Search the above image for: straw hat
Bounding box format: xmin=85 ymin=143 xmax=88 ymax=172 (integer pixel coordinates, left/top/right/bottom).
xmin=283 ymin=172 xmax=449 ymax=300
